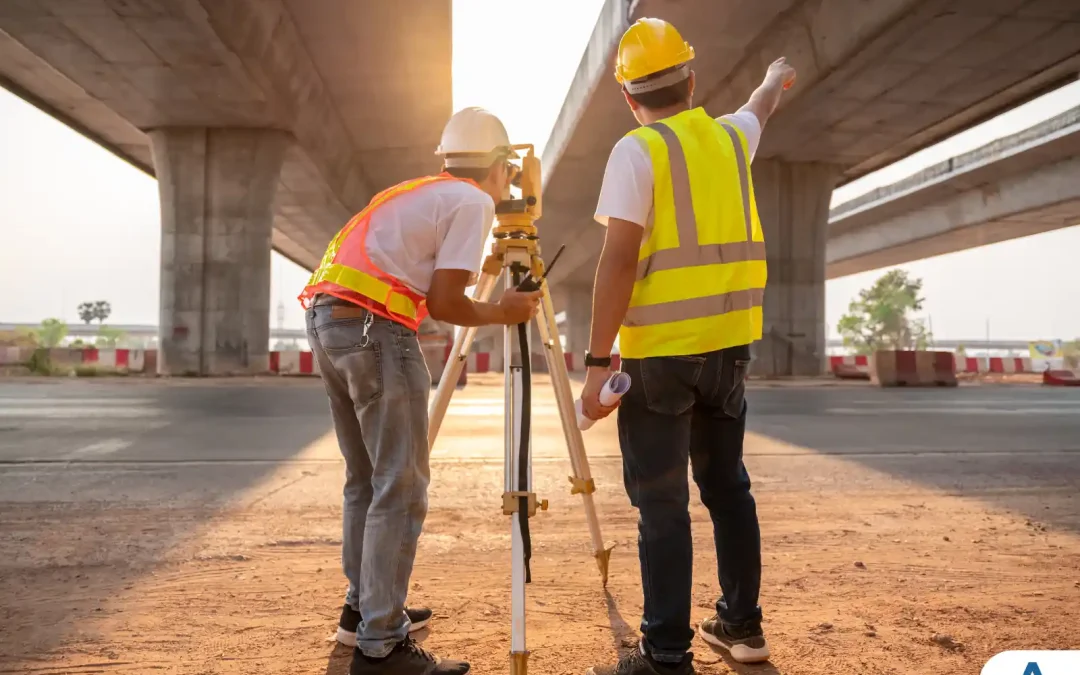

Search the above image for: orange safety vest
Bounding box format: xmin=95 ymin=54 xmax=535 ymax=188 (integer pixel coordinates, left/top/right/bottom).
xmin=298 ymin=173 xmax=475 ymax=330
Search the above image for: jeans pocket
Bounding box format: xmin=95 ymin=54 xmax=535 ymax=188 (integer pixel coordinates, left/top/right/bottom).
xmin=721 ymin=357 xmax=751 ymax=419
xmin=640 ymin=357 xmax=701 ymax=416
xmin=318 ymin=318 xmax=372 ymax=353
xmin=336 ymin=341 xmax=383 ymax=408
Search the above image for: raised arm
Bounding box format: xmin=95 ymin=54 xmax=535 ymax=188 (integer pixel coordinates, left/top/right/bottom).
xmin=738 ymin=57 xmax=797 ymax=129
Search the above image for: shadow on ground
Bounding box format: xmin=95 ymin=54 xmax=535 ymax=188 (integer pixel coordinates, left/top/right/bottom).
xmin=745 ymin=387 xmax=1080 ymax=534
xmin=0 ymin=380 xmax=336 ymax=666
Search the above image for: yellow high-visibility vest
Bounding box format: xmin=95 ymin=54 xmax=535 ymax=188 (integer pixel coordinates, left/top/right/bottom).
xmin=619 ymin=107 xmax=767 ymax=359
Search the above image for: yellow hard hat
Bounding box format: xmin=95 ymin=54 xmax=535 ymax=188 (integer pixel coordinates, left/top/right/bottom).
xmin=615 ymin=18 xmax=695 ymax=87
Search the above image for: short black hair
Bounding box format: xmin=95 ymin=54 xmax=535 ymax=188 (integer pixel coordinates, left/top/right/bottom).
xmin=442 ymin=158 xmax=501 ymax=182
xmin=624 ymin=65 xmax=692 ymax=110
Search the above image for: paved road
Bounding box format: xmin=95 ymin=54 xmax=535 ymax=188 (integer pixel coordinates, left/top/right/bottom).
xmin=2 ymin=379 xmax=1077 ymax=463
xmin=2 ymin=379 xmax=1078 ymax=527
xmin=747 ymin=386 xmax=1080 ymax=454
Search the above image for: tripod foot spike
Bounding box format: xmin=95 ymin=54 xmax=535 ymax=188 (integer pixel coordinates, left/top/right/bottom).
xmin=595 ymin=544 xmax=615 ymax=587
xmin=510 ymin=651 xmax=530 ymax=675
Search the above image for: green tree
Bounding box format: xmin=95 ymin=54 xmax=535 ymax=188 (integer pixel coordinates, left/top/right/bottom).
xmin=77 ymin=301 xmax=96 ymax=325
xmin=77 ymin=301 xmax=112 ymax=324
xmin=93 ymin=300 xmax=112 ymax=324
xmin=955 ymin=343 xmax=967 ymax=359
xmin=95 ymin=326 xmax=125 ymax=348
xmin=837 ymin=270 xmax=933 ymax=355
xmin=38 ymin=318 xmax=68 ymax=348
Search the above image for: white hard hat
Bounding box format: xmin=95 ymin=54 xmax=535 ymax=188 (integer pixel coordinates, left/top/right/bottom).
xmin=436 ymin=107 xmax=519 ymax=168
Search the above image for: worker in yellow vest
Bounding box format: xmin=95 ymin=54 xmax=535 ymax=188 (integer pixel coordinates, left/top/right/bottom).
xmin=579 ymin=18 xmax=796 ymax=675
xmin=299 ymin=106 xmax=541 ymax=675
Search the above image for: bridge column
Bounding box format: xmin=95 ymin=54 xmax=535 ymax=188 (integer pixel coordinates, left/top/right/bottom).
xmin=751 ymin=160 xmax=838 ymax=377
xmin=562 ymin=286 xmax=592 ymax=364
xmin=550 ymin=285 xmax=591 ymax=368
xmin=148 ymin=128 xmax=290 ymax=376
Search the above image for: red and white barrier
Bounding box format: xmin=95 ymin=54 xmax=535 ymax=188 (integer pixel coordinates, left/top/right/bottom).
xmin=829 ymin=355 xmax=870 ymax=378
xmin=80 ymin=348 xmax=147 ymax=371
xmin=959 ymin=357 xmax=1033 ymax=374
xmin=871 ymin=350 xmax=958 ymax=387
xmin=269 ymin=351 xmax=318 ymax=375
xmin=453 ymin=351 xmax=621 ymax=374
xmin=466 ymin=351 xmax=491 ymax=373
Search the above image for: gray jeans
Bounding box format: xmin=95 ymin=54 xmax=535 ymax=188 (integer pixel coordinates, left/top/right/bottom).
xmin=306 ymin=301 xmax=431 ymax=657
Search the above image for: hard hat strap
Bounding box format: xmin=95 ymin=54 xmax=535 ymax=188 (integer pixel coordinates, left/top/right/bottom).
xmin=624 ymin=64 xmax=690 ymax=95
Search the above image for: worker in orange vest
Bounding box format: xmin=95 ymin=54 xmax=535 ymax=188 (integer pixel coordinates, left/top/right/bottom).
xmin=299 ymin=107 xmax=541 ymax=675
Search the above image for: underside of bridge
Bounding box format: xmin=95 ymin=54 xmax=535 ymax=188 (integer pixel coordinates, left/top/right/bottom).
xmin=538 ymin=0 xmax=1080 ymax=375
xmin=0 ymin=0 xmax=452 ymax=374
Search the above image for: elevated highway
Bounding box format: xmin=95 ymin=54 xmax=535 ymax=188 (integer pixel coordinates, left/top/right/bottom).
xmin=0 ymin=0 xmax=452 ymax=374
xmin=537 ymin=0 xmax=1080 ymax=375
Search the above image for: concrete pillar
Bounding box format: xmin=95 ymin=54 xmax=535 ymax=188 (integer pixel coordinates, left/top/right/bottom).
xmin=563 ymin=286 xmax=592 ymax=360
xmin=489 ymin=332 xmax=505 ymax=373
xmin=148 ymin=127 xmax=290 ymax=376
xmin=750 ymin=160 xmax=837 ymax=377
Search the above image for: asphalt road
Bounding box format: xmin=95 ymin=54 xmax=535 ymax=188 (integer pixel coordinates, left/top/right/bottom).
xmin=2 ymin=379 xmax=1078 ymax=530
xmin=2 ymin=379 xmax=1078 ymax=463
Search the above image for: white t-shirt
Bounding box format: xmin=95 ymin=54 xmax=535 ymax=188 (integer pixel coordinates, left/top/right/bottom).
xmin=594 ymin=110 xmax=762 ymax=232
xmin=365 ymin=180 xmax=495 ymax=295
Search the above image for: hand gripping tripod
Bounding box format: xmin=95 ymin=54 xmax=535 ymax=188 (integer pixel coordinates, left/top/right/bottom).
xmin=426 ymin=145 xmax=612 ymax=675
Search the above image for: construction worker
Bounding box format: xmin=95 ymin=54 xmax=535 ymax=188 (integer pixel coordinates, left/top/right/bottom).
xmin=579 ymin=18 xmax=797 ymax=675
xmin=300 ymin=106 xmax=542 ymax=675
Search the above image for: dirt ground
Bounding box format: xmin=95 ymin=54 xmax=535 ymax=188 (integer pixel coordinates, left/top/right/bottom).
xmin=1 ymin=374 xmax=1078 ymax=675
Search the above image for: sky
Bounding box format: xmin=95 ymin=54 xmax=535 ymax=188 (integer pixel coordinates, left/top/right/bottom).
xmin=1 ymin=0 xmax=1078 ymax=342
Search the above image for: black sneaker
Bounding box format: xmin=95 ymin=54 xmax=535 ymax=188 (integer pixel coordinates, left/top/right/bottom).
xmin=698 ymin=615 xmax=770 ymax=664
xmin=349 ymin=637 xmax=469 ymax=675
xmin=586 ymin=642 xmax=693 ymax=675
xmin=337 ymin=604 xmax=433 ymax=646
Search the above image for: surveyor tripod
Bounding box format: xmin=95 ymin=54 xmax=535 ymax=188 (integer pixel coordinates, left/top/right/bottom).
xmin=426 ymin=145 xmax=611 ymax=675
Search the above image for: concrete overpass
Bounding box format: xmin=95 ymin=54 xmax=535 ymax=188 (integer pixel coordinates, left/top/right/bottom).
xmin=827 ymin=105 xmax=1080 ymax=277
xmin=0 ymin=0 xmax=451 ymax=374
xmin=536 ymin=0 xmax=1080 ymax=376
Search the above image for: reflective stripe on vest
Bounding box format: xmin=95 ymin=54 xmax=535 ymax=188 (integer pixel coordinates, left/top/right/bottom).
xmin=306 ymin=262 xmax=419 ymax=319
xmin=299 ymin=174 xmax=466 ymax=326
xmin=619 ymin=108 xmax=767 ymax=358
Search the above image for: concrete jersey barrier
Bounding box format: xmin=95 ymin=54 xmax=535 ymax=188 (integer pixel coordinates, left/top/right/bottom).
xmin=871 ymin=350 xmax=958 ymax=387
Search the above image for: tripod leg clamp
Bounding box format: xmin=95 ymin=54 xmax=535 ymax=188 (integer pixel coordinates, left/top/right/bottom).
xmin=502 ymin=491 xmax=548 ymax=516
xmin=568 ymin=476 xmax=596 ymax=495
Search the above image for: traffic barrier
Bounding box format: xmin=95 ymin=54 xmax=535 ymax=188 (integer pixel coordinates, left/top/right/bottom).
xmin=829 ymin=355 xmax=870 ymax=379
xmin=960 ymin=357 xmax=1034 ymax=374
xmin=80 ymin=348 xmax=147 ymax=372
xmin=270 ymin=350 xmax=318 ymax=375
xmin=870 ymin=350 xmax=958 ymax=387
xmin=453 ymin=351 xmax=620 ymax=374
xmin=0 ymin=346 xmax=34 ymax=365
xmin=1043 ymin=369 xmax=1080 ymax=386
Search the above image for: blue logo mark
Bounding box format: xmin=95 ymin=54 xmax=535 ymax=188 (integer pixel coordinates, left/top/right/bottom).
xmin=981 ymin=652 xmax=1080 ymax=675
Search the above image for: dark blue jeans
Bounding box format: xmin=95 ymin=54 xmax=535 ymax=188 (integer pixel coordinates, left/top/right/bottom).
xmin=617 ymin=344 xmax=763 ymax=662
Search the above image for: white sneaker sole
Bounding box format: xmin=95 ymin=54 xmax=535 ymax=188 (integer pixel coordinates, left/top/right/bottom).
xmin=336 ymin=618 xmax=430 ymax=647
xmin=698 ymin=625 xmax=770 ymax=663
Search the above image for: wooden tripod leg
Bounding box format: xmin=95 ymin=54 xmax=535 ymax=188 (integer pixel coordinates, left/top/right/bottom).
xmin=427 ymin=271 xmax=499 ymax=451
xmin=534 ymin=283 xmax=613 ymax=585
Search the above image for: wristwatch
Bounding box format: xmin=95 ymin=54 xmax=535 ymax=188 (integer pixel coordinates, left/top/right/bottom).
xmin=584 ymin=352 xmax=612 ymax=368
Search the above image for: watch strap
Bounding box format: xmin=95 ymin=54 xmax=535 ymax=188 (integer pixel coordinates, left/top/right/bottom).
xmin=584 ymin=352 xmax=612 ymax=368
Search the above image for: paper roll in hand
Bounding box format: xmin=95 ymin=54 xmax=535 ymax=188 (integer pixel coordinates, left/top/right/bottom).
xmin=576 ymin=372 xmax=632 ymax=430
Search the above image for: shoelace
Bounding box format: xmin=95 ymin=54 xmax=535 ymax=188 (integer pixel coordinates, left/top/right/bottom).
xmin=401 ymin=637 xmax=437 ymax=663
xmin=615 ymin=647 xmax=647 ymax=675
